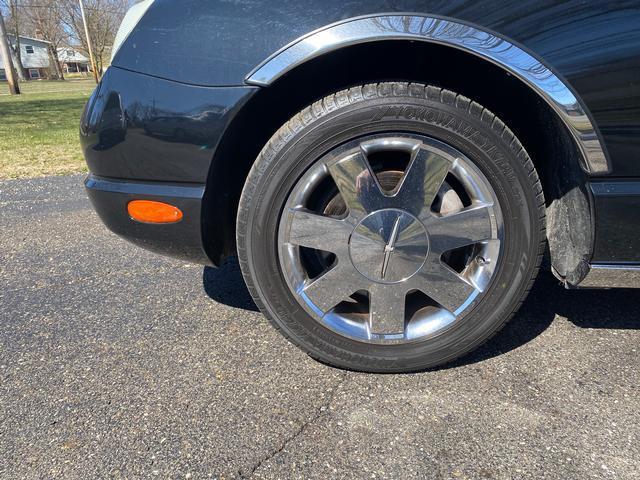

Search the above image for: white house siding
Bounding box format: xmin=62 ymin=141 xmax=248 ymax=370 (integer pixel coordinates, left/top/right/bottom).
xmin=57 ymin=48 xmax=89 ymax=64
xmin=57 ymin=47 xmax=90 ymax=73
xmin=0 ymin=35 xmax=51 ymax=79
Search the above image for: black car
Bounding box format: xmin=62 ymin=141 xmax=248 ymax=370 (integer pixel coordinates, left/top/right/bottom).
xmin=81 ymin=1 xmax=640 ymax=372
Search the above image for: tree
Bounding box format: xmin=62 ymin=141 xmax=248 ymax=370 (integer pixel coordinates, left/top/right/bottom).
xmin=60 ymin=0 xmax=128 ymax=77
xmin=16 ymin=0 xmax=68 ymax=79
xmin=3 ymin=0 xmax=26 ymax=80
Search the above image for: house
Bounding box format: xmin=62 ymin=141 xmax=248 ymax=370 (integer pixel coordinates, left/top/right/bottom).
xmin=0 ymin=34 xmax=51 ymax=80
xmin=57 ymin=47 xmax=90 ymax=74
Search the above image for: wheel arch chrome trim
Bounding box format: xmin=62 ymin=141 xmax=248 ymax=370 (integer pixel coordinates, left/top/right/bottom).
xmin=245 ymin=14 xmax=610 ymax=175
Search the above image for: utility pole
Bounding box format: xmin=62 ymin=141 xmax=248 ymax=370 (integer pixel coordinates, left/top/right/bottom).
xmin=79 ymin=0 xmax=99 ymax=83
xmin=0 ymin=9 xmax=20 ymax=94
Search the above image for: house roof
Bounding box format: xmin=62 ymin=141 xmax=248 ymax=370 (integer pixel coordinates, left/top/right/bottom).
xmin=7 ymin=34 xmax=52 ymax=45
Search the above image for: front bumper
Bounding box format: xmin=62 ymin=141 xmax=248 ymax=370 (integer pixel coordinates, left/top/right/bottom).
xmin=85 ymin=175 xmax=212 ymax=264
xmin=80 ymin=66 xmax=256 ymax=265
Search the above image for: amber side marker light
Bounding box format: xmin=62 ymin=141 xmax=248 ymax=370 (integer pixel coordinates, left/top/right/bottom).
xmin=127 ymin=200 xmax=183 ymax=224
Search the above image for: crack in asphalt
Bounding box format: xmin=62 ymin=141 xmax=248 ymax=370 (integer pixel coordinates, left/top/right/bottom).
xmin=240 ymin=372 xmax=349 ymax=479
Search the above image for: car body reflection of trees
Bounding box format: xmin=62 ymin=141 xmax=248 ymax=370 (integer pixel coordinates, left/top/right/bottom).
xmin=143 ymin=109 xmax=224 ymax=144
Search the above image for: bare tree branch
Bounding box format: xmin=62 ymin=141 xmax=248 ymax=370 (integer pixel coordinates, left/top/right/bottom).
xmin=59 ymin=0 xmax=128 ymax=74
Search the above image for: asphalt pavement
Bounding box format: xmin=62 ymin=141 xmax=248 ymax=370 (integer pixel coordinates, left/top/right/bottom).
xmin=1 ymin=175 xmax=639 ymax=479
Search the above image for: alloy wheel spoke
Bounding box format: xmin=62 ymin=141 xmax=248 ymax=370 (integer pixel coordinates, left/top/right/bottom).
xmin=328 ymin=150 xmax=384 ymax=219
xmin=395 ymin=148 xmax=451 ymax=217
xmin=302 ymin=263 xmax=364 ymax=314
xmin=286 ymin=208 xmax=352 ymax=256
xmin=410 ymin=256 xmax=477 ymax=314
xmin=368 ymin=283 xmax=407 ymax=335
xmin=425 ymin=204 xmax=494 ymax=254
xmin=279 ymin=134 xmax=503 ymax=344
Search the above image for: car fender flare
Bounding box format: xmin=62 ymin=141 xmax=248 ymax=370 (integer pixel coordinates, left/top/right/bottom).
xmin=245 ymin=13 xmax=610 ymax=175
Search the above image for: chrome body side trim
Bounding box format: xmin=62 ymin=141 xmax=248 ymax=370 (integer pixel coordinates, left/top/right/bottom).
xmin=579 ymin=264 xmax=640 ymax=289
xmin=246 ymin=14 xmax=610 ymax=175
xmin=591 ymin=181 xmax=640 ymax=197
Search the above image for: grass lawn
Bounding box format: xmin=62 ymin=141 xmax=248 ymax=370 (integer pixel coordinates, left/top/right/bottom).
xmin=0 ymin=79 xmax=97 ymax=179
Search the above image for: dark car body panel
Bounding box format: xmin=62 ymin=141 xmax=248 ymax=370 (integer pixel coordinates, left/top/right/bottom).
xmin=591 ymin=181 xmax=640 ymax=263
xmin=114 ymin=0 xmax=640 ymax=177
xmin=81 ymin=67 xmax=256 ymax=183
xmin=84 ymin=0 xmax=640 ymax=276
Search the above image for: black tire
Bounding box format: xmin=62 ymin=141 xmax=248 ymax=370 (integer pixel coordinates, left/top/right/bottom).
xmin=237 ymin=82 xmax=545 ymax=372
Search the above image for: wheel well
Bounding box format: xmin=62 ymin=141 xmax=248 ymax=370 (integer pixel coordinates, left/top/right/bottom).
xmin=202 ymin=40 xmax=592 ymax=284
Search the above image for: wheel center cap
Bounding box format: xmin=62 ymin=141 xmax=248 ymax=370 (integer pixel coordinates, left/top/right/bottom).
xmin=349 ymin=209 xmax=429 ymax=284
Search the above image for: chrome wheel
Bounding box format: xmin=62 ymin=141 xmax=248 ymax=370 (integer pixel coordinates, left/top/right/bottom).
xmin=278 ymin=134 xmax=503 ymax=344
